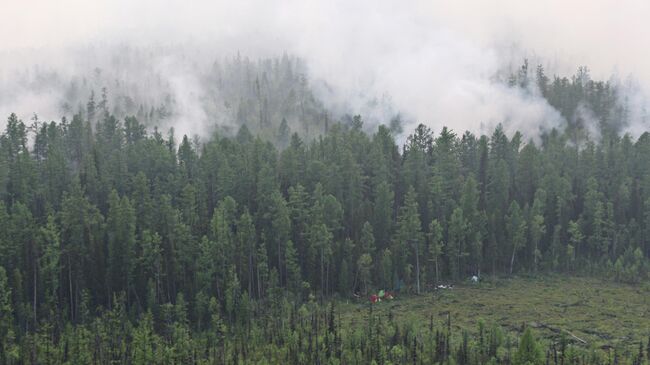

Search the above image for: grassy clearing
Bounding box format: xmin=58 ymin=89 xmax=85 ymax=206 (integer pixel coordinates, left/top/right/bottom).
xmin=339 ymin=276 xmax=649 ymax=350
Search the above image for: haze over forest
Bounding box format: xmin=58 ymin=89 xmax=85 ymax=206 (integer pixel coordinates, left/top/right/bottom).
xmin=2 ymin=0 xmax=650 ymax=140
xmin=1 ymin=1 xmax=650 ymax=364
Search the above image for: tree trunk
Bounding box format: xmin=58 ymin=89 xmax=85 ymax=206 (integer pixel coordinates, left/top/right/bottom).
xmin=248 ymin=252 xmax=253 ymax=297
xmin=320 ymin=248 xmax=324 ymax=298
xmin=278 ymin=241 xmax=282 ymax=286
xmin=414 ymin=242 xmax=420 ymax=295
xmin=256 ymin=265 xmax=262 ymax=299
xmin=492 ymin=252 xmax=496 ymax=279
xmin=326 ymin=261 xmax=330 ymax=297
xmin=434 ymin=257 xmax=439 ymax=286
xmin=510 ymin=245 xmax=517 ymax=275
xmin=457 ymin=249 xmax=462 ymax=280
xmin=68 ymin=255 xmax=74 ymax=322
xmin=33 ymin=257 xmax=37 ymax=329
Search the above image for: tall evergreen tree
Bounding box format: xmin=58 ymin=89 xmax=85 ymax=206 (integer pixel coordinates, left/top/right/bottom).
xmin=394 ymin=187 xmax=424 ymax=293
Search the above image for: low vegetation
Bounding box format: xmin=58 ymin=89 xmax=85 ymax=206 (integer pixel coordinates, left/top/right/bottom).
xmin=342 ymin=276 xmax=650 ymax=352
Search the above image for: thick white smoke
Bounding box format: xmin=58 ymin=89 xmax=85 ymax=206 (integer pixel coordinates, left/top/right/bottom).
xmin=1 ymin=0 xmax=649 ymax=139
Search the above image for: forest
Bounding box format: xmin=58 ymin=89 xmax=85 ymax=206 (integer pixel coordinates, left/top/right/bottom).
xmin=0 ymin=59 xmax=649 ymax=364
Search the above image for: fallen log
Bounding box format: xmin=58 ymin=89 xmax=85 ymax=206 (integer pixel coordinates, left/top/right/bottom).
xmin=563 ymin=329 xmax=587 ymax=344
xmin=529 ymin=322 xmax=588 ymax=344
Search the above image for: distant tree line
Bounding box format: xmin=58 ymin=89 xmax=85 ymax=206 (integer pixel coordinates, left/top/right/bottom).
xmin=49 ymin=53 xmax=333 ymax=142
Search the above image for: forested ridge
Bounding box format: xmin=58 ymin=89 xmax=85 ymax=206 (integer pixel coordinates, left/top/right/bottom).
xmin=0 ymin=63 xmax=649 ymax=364
xmin=6 ymin=53 xmax=340 ymax=141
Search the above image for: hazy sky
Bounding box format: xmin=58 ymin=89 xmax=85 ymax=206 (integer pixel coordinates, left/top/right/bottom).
xmin=3 ymin=0 xmax=647 ymax=78
xmin=2 ymin=0 xmax=649 ymax=137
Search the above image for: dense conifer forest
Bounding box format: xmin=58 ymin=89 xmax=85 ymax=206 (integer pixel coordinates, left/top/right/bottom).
xmin=0 ymin=60 xmax=649 ymax=364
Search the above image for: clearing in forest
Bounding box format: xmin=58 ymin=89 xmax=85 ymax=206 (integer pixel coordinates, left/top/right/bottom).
xmin=340 ymin=276 xmax=650 ymax=349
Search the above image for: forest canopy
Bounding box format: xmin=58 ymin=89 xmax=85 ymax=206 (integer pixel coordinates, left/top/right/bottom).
xmin=0 ymin=60 xmax=649 ymax=364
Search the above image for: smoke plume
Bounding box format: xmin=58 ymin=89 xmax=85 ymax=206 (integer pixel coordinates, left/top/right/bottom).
xmin=1 ymin=0 xmax=649 ymax=139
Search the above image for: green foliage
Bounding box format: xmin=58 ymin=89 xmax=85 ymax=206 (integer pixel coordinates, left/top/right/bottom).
xmin=514 ymin=328 xmax=544 ymax=365
xmin=506 ymin=201 xmax=527 ymax=275
xmin=428 ymin=219 xmax=443 ymax=284
xmin=0 ymin=64 xmax=650 ymax=362
xmin=0 ymin=266 xmax=19 ymax=364
xmin=394 ymin=187 xmax=424 ymax=293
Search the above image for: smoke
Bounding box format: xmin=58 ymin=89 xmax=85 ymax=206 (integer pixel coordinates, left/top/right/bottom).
xmin=0 ymin=45 xmax=212 ymax=138
xmin=612 ymin=77 xmax=650 ymax=137
xmin=1 ymin=0 xmax=649 ymax=139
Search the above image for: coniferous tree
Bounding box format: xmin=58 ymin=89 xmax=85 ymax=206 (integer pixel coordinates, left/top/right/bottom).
xmin=357 ymin=222 xmax=376 ymax=294
xmin=428 ymin=219 xmax=443 ymax=285
xmin=529 ymin=189 xmax=547 ymax=272
xmin=448 ymin=207 xmax=467 ymax=280
xmin=0 ymin=266 xmax=19 ymax=364
xmin=513 ymin=328 xmax=543 ymax=365
xmin=394 ymin=187 xmax=424 ymax=293
xmin=0 ymin=64 xmax=648 ymax=362
xmin=507 ymin=201 xmax=527 ymax=275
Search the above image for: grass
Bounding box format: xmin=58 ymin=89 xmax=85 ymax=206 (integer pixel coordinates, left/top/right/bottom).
xmin=339 ymin=276 xmax=650 ymax=350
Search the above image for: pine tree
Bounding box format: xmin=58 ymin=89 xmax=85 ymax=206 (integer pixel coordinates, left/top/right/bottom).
xmin=529 ymin=189 xmax=546 ymax=273
xmin=373 ymin=182 xmax=394 ymax=249
xmin=268 ymin=191 xmax=291 ymax=285
xmin=0 ymin=266 xmax=19 ymax=364
xmin=237 ymin=210 xmax=257 ymax=296
xmin=211 ymin=197 xmax=237 ymax=298
xmin=507 ymin=201 xmax=527 ymax=275
xmin=132 ymin=311 xmax=158 ymax=365
xmin=460 ymin=176 xmax=482 ymax=275
xmin=38 ymin=215 xmax=60 ymax=310
xmin=285 ymin=240 xmax=302 ymax=293
xmin=308 ymin=223 xmax=333 ymax=297
xmin=256 ymin=239 xmax=269 ymax=298
xmin=394 ymin=187 xmax=424 ymax=293
xmin=357 ymin=254 xmax=373 ymax=295
xmin=448 ymin=207 xmax=467 ymax=280
xmin=567 ymin=221 xmax=583 ymax=271
xmin=60 ymin=179 xmax=104 ymax=321
xmin=428 ymin=219 xmax=443 ymax=285
xmin=106 ymin=190 xmax=136 ymax=302
xmin=356 ymin=222 xmax=376 ymax=294
xmin=513 ymin=328 xmax=543 ymax=365
xmin=381 ymin=249 xmax=393 ymax=290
